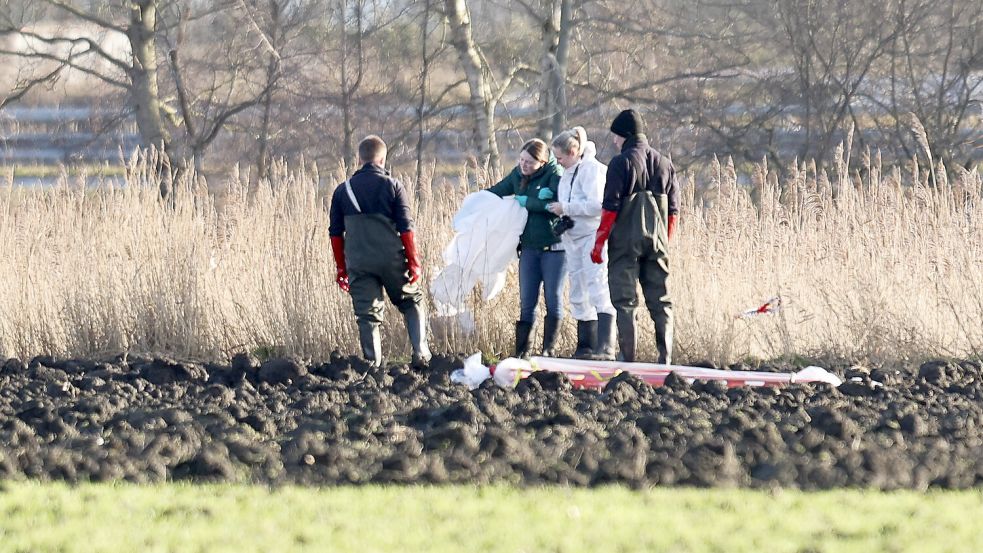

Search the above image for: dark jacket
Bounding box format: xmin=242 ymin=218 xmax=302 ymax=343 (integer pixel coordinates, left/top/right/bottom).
xmin=328 ymin=163 xmax=413 ymax=237
xmin=487 ymin=160 xmax=563 ymax=250
xmin=602 ymin=135 xmax=679 ymax=216
xmin=328 ymin=163 xmax=413 ymax=274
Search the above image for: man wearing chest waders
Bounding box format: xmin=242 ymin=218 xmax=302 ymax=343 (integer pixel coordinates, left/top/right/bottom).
xmin=590 ymin=110 xmax=679 ymax=364
xmin=328 ymin=135 xmax=432 ymax=368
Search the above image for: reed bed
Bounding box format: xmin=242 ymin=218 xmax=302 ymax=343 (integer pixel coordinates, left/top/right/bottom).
xmin=1 ymin=148 xmax=980 ymax=366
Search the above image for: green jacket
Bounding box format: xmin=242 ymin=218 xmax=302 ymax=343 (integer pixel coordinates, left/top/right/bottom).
xmin=487 ymin=160 xmax=562 ymax=250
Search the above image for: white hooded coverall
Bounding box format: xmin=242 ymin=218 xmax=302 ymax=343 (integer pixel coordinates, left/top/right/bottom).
xmin=555 ymin=141 xmax=616 ymax=321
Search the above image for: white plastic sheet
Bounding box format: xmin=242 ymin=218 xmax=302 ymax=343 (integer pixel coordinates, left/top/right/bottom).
xmin=450 ymin=354 xmax=532 ymax=390
xmin=450 ymin=352 xmax=491 ymax=389
xmin=451 ymin=354 xmax=843 ymax=391
xmin=430 ymin=191 xmax=527 ymax=315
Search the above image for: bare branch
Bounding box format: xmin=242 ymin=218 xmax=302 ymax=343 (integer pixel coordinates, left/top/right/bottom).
xmin=0 ymin=64 xmax=67 ymax=109
xmin=40 ymin=0 xmax=126 ymax=33
xmin=11 ymin=28 xmax=130 ymax=72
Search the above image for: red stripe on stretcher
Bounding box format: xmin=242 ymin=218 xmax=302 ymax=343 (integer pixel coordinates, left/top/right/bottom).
xmin=527 ymin=357 xmax=811 ymax=390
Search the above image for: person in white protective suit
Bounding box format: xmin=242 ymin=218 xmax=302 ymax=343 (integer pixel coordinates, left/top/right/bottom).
xmin=546 ymin=127 xmax=617 ymax=359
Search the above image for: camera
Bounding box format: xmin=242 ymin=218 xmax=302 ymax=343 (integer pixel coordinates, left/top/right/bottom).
xmin=550 ymin=215 xmax=575 ymax=237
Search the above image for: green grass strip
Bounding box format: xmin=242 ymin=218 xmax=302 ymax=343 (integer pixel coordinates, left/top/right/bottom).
xmin=1 ymin=481 xmax=982 ymax=552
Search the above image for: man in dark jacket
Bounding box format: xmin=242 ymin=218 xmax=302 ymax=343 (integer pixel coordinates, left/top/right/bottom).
xmin=329 ymin=135 xmax=431 ymax=367
xmin=591 ymin=109 xmax=679 ymax=364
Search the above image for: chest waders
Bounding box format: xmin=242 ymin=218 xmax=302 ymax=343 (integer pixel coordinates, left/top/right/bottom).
xmin=606 ymin=190 xmax=673 ymax=364
xmin=343 ymin=213 xmax=429 ymax=367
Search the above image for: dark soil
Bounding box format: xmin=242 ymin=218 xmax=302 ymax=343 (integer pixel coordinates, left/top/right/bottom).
xmin=1 ymin=353 xmax=982 ymax=489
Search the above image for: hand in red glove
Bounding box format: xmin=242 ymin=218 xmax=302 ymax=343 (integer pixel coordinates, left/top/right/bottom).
xmin=591 ymin=209 xmax=618 ymax=264
xmin=336 ymin=272 xmax=350 ymax=292
xmin=667 ymin=214 xmax=678 ymax=241
xmin=330 ymin=235 xmax=350 ymax=292
xmin=400 ymin=230 xmax=421 ymax=284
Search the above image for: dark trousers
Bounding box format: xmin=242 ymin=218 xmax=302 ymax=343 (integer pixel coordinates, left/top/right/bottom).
xmin=606 ymin=191 xmax=673 ymax=364
xmin=608 ymin=247 xmax=673 ymax=364
xmin=349 ymin=269 xmax=423 ymax=325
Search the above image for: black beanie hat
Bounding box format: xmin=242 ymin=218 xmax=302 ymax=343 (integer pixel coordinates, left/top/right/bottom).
xmin=610 ymin=109 xmax=644 ymax=138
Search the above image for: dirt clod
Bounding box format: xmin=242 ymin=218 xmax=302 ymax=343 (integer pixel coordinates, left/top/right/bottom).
xmin=0 ymin=354 xmax=979 ymax=488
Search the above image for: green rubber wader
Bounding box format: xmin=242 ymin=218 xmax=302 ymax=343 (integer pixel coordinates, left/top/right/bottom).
xmin=606 ymin=192 xmax=673 ymax=364
xmin=344 ymin=214 xmax=427 ymax=365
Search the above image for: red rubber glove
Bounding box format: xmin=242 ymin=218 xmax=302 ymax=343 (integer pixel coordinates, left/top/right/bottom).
xmin=591 ymin=209 xmax=618 ymax=264
xmin=667 ymin=214 xmax=678 ymax=240
xmin=400 ymin=230 xmax=421 ymax=284
xmin=330 ymin=235 xmax=349 ymax=292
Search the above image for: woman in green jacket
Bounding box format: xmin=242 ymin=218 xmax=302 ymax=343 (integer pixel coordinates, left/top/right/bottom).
xmin=487 ymin=138 xmax=566 ymax=357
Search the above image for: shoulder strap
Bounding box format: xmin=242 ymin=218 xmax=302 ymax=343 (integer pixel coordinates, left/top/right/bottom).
xmin=344 ymin=179 xmax=362 ymax=213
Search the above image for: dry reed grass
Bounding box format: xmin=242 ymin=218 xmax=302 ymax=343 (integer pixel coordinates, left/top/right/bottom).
xmin=1 ymin=147 xmax=981 ymax=367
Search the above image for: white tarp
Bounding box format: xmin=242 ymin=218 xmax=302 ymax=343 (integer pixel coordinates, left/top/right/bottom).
xmin=450 ymin=354 xmax=844 ymax=391
xmin=430 ymin=191 xmax=527 ymax=316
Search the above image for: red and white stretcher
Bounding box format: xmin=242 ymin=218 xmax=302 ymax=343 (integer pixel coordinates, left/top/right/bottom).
xmin=486 ymin=356 xmax=842 ymax=390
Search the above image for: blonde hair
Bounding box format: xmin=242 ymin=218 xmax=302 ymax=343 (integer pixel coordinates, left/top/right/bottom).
xmin=551 ymin=126 xmax=588 ymax=156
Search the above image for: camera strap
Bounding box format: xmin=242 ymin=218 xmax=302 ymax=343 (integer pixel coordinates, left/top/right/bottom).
xmin=567 ymin=165 xmax=580 ymax=202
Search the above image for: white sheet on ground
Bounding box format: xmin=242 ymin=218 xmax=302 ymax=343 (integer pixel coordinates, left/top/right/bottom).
xmin=450 ymin=355 xmax=843 ymax=390
xmin=430 ymin=191 xmax=527 ymax=315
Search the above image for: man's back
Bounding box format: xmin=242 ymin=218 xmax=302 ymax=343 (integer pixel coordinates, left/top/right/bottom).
xmin=602 ymin=136 xmax=679 ymax=217
xmin=328 ymin=163 xmax=413 ymax=238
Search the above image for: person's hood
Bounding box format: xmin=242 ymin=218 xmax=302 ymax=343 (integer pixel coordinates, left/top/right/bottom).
xmin=580 ymin=140 xmax=598 ymax=163
xmin=620 ymin=134 xmax=649 ymax=153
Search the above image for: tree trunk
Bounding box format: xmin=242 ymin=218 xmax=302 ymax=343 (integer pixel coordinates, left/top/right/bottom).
xmin=256 ymin=3 xmax=281 ymax=181
xmin=536 ymin=0 xmax=560 ymax=139
xmin=552 ymin=0 xmax=573 ymax=135
xmin=127 ymin=0 xmax=168 ymax=152
xmin=536 ymin=0 xmax=573 ymax=139
xmin=415 ymin=0 xmax=433 ymax=190
xmin=339 ymin=0 xmax=364 ymax=168
xmin=444 ymin=0 xmax=499 ymax=167
xmin=257 ymin=69 xmax=276 ymax=180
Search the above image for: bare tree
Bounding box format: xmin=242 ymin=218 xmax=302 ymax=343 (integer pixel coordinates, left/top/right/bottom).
xmin=770 ymin=0 xmax=910 ymax=163
xmin=504 ymin=0 xmax=574 ymax=139
xmin=159 ymin=2 xmax=269 ymax=173
xmin=196 ymin=0 xmax=323 ymax=180
xmin=875 ymin=0 xmax=983 ymax=169
xmin=443 ymin=0 xmax=527 ymax=168
xmin=0 ymin=1 xmax=172 ymax=150
xmin=1 ymin=2 xmax=285 ymax=180
xmin=4 ymin=0 xmax=982 ymax=176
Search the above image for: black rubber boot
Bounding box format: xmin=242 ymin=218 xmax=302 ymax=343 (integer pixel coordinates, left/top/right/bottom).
xmin=358 ymin=321 xmax=383 ymax=367
xmin=542 ymin=316 xmax=562 ymax=357
xmin=592 ymin=313 xmax=616 ymax=360
xmin=573 ymin=320 xmax=597 ymax=359
xmin=652 ymin=308 xmax=673 ymax=365
xmin=515 ymin=320 xmax=534 ymax=359
xmin=616 ymin=311 xmax=636 ymax=362
xmin=403 ymin=304 xmax=432 ymax=369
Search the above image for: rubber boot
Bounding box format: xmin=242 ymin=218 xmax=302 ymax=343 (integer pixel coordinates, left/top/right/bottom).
xmin=573 ymin=319 xmax=597 ymax=359
xmin=403 ymin=304 xmax=432 ymax=369
xmin=651 ymin=305 xmax=673 ymax=365
xmin=616 ymin=311 xmax=636 ymax=362
xmin=358 ymin=321 xmax=383 ymax=367
xmin=592 ymin=313 xmax=616 ymax=360
xmin=515 ymin=320 xmax=534 ymax=359
xmin=542 ymin=316 xmax=562 ymax=357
